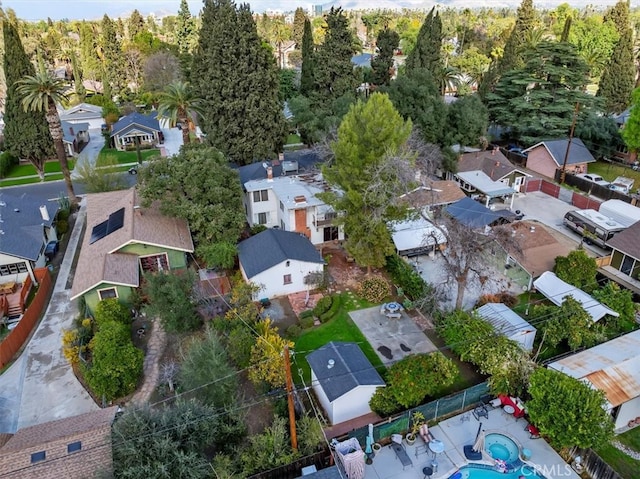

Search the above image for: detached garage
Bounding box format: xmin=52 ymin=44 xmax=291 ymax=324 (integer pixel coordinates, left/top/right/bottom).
xmin=476 ymin=303 xmax=537 ymax=351
xmin=307 ymin=342 xmax=385 ymax=425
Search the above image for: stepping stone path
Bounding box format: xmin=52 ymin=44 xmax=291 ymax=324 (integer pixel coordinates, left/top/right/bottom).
xmin=129 ymin=320 xmax=167 ymax=405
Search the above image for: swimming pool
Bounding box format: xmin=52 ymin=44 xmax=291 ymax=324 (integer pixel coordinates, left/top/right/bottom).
xmin=485 ymin=433 xmax=519 ymax=463
xmin=448 ymin=464 xmax=546 ymax=479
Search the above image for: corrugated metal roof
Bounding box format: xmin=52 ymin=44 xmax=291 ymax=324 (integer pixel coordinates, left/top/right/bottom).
xmin=548 ymin=330 xmax=640 ymax=406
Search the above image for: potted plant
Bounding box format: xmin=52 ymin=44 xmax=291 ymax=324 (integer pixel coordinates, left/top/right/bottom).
xmin=406 ymin=411 xmax=425 ymax=446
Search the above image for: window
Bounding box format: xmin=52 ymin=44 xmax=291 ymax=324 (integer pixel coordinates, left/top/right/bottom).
xmin=67 ymin=441 xmax=82 ymax=453
xmin=253 ymin=190 xmax=268 ymax=202
xmin=31 ymin=451 xmax=46 ymax=463
xmin=98 ymin=287 xmax=118 ymax=300
xmin=257 ymin=212 xmax=267 ymax=225
xmin=283 ymin=274 xmax=292 ymax=285
xmin=0 ymin=262 xmax=28 ymax=276
xmin=140 ymin=253 xmax=169 ymax=272
xmin=280 ymin=201 xmax=284 ymax=212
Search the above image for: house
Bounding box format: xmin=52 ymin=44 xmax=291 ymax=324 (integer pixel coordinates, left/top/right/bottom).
xmin=523 ymin=138 xmax=595 ymax=179
xmin=239 ymin=151 xmax=343 ymax=245
xmin=62 ymin=121 xmax=90 ymax=157
xmin=548 ymin=330 xmax=640 ymax=431
xmin=390 ymin=216 xmax=447 ymax=258
xmin=110 ymin=112 xmax=163 ymax=151
xmin=70 ymin=188 xmax=194 ymax=313
xmin=237 ymin=229 xmax=324 ymax=299
xmin=533 ymin=271 xmax=619 ymax=322
xmin=452 ymin=170 xmax=517 ymax=208
xmin=496 ymin=220 xmax=576 ymax=290
xmin=58 ymin=103 xmax=104 ymax=130
xmin=306 ymin=341 xmax=385 ymax=425
xmin=0 ymin=192 xmax=59 ymax=287
xmin=445 ymin=197 xmax=517 ymax=229
xmin=600 ymin=220 xmax=640 ymax=294
xmin=399 ymin=180 xmax=466 ymax=212
xmin=0 ymin=406 xmax=118 ymax=479
xmin=451 ymin=148 xmax=530 ymax=193
xmin=475 ymin=303 xmax=536 ymax=351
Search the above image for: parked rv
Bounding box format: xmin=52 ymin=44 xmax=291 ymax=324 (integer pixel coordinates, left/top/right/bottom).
xmin=563 ymin=209 xmax=626 ymax=248
xmin=598 ymin=199 xmax=640 ymax=227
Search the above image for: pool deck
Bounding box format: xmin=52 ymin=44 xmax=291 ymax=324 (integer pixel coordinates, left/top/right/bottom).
xmin=362 ymin=408 xmax=581 ymax=479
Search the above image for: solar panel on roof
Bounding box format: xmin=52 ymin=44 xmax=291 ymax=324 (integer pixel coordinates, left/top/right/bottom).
xmin=89 ymin=220 xmax=108 ymax=244
xmin=106 ymin=208 xmax=125 ymax=235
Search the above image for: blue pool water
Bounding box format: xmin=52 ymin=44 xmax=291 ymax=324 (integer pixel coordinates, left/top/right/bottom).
xmin=449 ymin=464 xmax=546 ymax=479
xmin=485 ymin=433 xmax=519 ymax=463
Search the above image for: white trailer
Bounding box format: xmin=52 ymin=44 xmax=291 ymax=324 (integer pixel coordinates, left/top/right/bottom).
xmin=599 ymin=199 xmax=640 ymax=228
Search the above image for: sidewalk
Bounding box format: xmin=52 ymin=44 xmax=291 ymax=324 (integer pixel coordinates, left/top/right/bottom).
xmin=0 ymin=198 xmax=99 ymax=433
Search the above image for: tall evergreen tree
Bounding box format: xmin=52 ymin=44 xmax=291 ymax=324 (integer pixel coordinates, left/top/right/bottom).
xmin=371 ymin=27 xmax=399 ymax=87
xmin=176 ymin=0 xmax=196 ymax=54
xmin=499 ymin=0 xmax=536 ymax=73
xmin=78 ymin=22 xmax=101 ymax=81
xmin=100 ymin=15 xmax=125 ymax=97
xmin=2 ymin=20 xmax=54 ymax=180
xmin=597 ymin=28 xmax=635 ymax=114
xmin=604 ymin=0 xmax=630 ymax=35
xmin=405 ymin=8 xmax=442 ymax=77
xmin=127 ymin=9 xmax=145 ymax=40
xmin=560 ymin=16 xmax=572 ymax=42
xmin=312 ymin=7 xmax=358 ymax=106
xmin=292 ymin=7 xmax=307 ymax=48
xmin=299 ymin=18 xmax=315 ymax=96
xmin=191 ymin=0 xmax=286 ymax=164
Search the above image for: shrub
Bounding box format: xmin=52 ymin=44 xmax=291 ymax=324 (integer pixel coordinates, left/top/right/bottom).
xmin=56 ymin=209 xmax=70 ymax=222
xmin=369 ymin=385 xmax=401 ymax=417
xmin=94 ymin=298 xmax=131 ymax=328
xmin=250 ymin=224 xmax=267 ymax=236
xmin=0 ymin=151 xmax=17 ymax=178
xmin=313 ymin=296 xmax=332 ymax=316
xmin=56 ymin=219 xmax=69 ymax=235
xmin=286 ymin=324 xmax=302 ymax=338
xmin=319 ymin=294 xmax=342 ymax=323
xmin=299 ymin=315 xmax=315 ymax=329
xmin=299 ymin=310 xmax=314 ymax=319
xmin=358 ymin=276 xmax=390 ymax=303
xmin=497 ymin=292 xmax=518 ymax=308
xmin=385 ymin=255 xmax=427 ymax=300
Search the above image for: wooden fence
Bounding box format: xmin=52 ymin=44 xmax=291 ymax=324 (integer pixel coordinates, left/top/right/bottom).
xmin=567 ymin=447 xmax=622 ymax=479
xmin=247 ymin=450 xmax=330 ymax=479
xmin=0 ymin=268 xmax=51 ymax=369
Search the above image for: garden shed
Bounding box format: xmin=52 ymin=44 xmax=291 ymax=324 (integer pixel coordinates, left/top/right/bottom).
xmin=307 ymin=342 xmax=385 ymax=425
xmin=475 ymin=303 xmax=537 ymax=351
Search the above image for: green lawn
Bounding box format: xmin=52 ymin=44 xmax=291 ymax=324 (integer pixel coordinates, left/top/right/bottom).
xmin=286 ymin=133 xmax=302 ymax=145
xmin=2 ymin=159 xmax=75 ymax=179
xmin=595 ymin=427 xmax=640 ymax=479
xmin=97 ymin=148 xmax=160 ymax=165
xmin=589 ymin=161 xmax=640 ymax=185
xmin=292 ymin=292 xmax=384 ymax=385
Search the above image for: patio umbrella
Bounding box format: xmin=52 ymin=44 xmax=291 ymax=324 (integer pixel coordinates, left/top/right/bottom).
xmin=368 ymin=423 xmax=374 ymax=445
xmin=472 ymin=424 xmax=485 ymax=453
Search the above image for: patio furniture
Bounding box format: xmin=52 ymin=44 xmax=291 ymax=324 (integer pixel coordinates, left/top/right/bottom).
xmin=390 ymin=439 xmax=413 ymax=470
xmin=422 ymin=466 xmax=433 ymax=478
xmin=473 ymin=404 xmax=489 ymax=420
xmin=525 ymin=423 xmax=541 ymax=439
xmin=503 ymin=405 xmax=515 ymax=415
xmin=428 ymin=439 xmax=444 ymax=459
xmin=463 ymin=445 xmax=483 ymax=461
xmin=419 ymin=424 xmax=433 ymax=444
xmin=521 ymin=448 xmax=532 ymax=461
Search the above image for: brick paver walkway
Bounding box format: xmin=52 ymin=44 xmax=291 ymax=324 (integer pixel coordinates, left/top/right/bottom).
xmin=128 ymin=320 xmax=167 ymax=406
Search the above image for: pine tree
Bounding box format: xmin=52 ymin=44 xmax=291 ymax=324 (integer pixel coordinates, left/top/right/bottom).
xmin=292 ymin=7 xmax=307 ymax=49
xmin=405 ymin=8 xmax=442 ymax=77
xmin=598 ymin=28 xmax=635 ymax=114
xmin=176 ymin=0 xmax=196 ymax=54
xmin=127 ymin=9 xmax=145 ymax=40
xmin=191 ymin=0 xmax=286 ymax=164
xmin=604 ymin=0 xmax=630 ymax=35
xmin=2 ymin=20 xmax=54 ymax=180
xmin=560 ymin=16 xmax=572 ymax=42
xmin=312 ymin=7 xmax=358 ymax=106
xmin=371 ymin=27 xmax=399 ymax=87
xmin=499 ymin=0 xmax=536 ymax=73
xmin=299 ymin=18 xmax=315 ymax=96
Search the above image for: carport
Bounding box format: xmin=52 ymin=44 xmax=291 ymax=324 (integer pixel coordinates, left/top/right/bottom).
xmin=455 ymin=171 xmax=517 ymax=209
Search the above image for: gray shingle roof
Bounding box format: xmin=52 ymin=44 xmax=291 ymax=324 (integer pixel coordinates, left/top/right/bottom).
xmin=524 ymin=138 xmax=595 ymax=166
xmin=110 ymin=112 xmax=161 ymax=138
xmin=607 ymin=221 xmax=640 ymax=259
xmin=0 ymin=192 xmax=58 ymax=261
xmin=236 ymin=149 xmax=323 ymax=185
xmin=306 ymin=341 xmax=385 ymax=402
xmin=238 ymin=229 xmax=323 ymax=278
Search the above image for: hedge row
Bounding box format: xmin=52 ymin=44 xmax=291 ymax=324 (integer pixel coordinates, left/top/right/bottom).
xmin=385 ymin=254 xmax=428 ymax=300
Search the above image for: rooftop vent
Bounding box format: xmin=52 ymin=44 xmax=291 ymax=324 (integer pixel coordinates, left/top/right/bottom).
xmin=327 ymin=359 xmax=335 ymax=369
xmin=294 ymin=195 xmax=306 ymax=203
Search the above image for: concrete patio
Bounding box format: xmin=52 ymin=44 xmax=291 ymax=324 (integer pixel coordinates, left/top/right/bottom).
xmin=360 ymin=408 xmax=580 ymax=479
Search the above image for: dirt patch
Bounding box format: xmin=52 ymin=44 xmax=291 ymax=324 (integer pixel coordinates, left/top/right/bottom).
xmin=321 ymin=243 xmax=389 ymax=292
xmin=288 ymin=291 xmax=323 ymax=317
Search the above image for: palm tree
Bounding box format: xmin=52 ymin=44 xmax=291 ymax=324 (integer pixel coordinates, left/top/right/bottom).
xmin=157 ymin=81 xmax=204 ymax=146
xmin=17 ymin=71 xmax=78 ymax=205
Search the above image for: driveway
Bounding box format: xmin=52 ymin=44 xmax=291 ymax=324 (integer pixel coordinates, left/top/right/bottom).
xmin=71 ymin=128 xmax=105 ymax=178
xmin=160 ymin=119 xmax=184 ymax=157
xmin=0 ymin=199 xmax=98 ymax=433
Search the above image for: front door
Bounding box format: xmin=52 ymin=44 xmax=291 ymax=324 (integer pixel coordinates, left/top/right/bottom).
xmin=514 ymin=176 xmax=525 ymax=193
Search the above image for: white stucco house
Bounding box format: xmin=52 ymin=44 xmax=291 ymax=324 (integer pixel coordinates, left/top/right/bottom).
xmin=237 ymin=229 xmax=324 ymax=299
xmin=306 ymin=341 xmax=385 ymax=425
xmin=548 ymin=330 xmax=640 ymax=431
xmin=58 ymin=102 xmax=104 ymax=130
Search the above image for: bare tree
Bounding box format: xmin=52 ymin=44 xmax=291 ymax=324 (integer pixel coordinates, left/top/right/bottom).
xmin=142 ymin=51 xmax=182 ymax=93
xmin=160 ymin=360 xmax=180 ymax=393
xmin=123 ymin=48 xmax=143 ymax=92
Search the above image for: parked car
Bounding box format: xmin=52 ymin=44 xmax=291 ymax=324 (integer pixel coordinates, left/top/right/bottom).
xmin=608 ymin=176 xmax=635 ymax=194
xmin=576 ymin=173 xmax=610 ymax=187
xmin=44 ymin=240 xmax=59 ymax=261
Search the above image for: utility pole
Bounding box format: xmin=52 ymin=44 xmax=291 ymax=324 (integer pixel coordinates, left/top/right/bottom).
xmin=284 ymin=345 xmax=298 ymax=451
xmin=560 ymin=102 xmax=580 ymax=184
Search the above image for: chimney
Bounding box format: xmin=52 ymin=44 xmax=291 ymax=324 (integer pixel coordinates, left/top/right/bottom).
xmin=39 ymin=205 xmax=50 ymax=222
xmin=267 ymin=167 xmax=273 ymax=181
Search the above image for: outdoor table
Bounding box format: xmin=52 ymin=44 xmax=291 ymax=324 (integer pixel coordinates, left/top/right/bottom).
xmin=503 ymin=405 xmax=515 ymax=415
xmin=385 ymin=302 xmax=402 ymax=312
xmin=428 ymin=439 xmax=444 ymax=458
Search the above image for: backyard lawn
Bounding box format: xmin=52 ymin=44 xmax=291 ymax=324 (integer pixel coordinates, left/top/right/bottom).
xmin=588 ymin=161 xmax=640 ymax=186
xmin=97 ymin=148 xmax=160 ymax=165
xmin=292 ymin=292 xmax=383 ymax=385
xmin=595 ymin=426 xmax=640 ymax=479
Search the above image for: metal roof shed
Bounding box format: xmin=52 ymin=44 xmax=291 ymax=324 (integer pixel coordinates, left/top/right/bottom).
xmin=476 ymin=303 xmax=537 ymax=351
